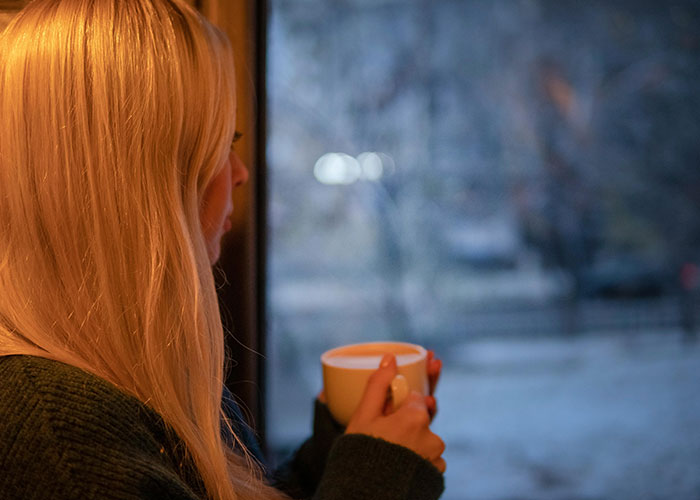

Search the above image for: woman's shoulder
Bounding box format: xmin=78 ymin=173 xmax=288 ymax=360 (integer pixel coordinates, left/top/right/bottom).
xmin=2 ymin=353 xmax=127 ymax=395
xmin=0 ymin=355 xmax=202 ymax=499
xmin=0 ymin=354 xmax=161 ymax=435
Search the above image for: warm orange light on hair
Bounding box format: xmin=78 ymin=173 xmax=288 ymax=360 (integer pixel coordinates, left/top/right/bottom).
xmin=0 ymin=1 xmax=284 ymax=498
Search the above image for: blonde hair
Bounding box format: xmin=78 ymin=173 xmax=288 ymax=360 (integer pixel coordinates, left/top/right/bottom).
xmin=0 ymin=1 xmax=284 ymax=498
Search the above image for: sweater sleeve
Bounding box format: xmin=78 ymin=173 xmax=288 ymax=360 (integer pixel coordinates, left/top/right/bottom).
xmin=314 ymin=434 xmax=445 ymax=500
xmin=0 ymin=356 xmax=204 ymax=500
xmin=272 ymin=399 xmax=345 ymax=496
xmin=272 ymin=399 xmax=444 ymax=500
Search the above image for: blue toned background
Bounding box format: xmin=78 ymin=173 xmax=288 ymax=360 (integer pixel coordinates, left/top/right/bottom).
xmin=265 ymin=1 xmax=700 ymax=498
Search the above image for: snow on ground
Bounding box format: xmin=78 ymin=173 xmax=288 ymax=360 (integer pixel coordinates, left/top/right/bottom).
xmin=434 ymin=330 xmax=700 ymax=500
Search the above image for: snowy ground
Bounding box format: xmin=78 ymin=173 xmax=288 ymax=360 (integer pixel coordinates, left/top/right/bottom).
xmin=433 ymin=330 xmax=700 ymax=500
xmin=268 ymin=330 xmax=700 ymax=499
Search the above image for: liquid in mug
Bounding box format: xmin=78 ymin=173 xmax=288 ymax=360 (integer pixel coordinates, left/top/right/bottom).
xmin=324 ymin=352 xmax=423 ymax=369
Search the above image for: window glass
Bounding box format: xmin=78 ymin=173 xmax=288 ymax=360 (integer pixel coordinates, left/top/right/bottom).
xmin=266 ymin=1 xmax=700 ymax=498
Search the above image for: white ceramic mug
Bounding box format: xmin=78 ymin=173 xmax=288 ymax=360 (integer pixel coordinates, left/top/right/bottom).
xmin=321 ymin=341 xmax=429 ymax=426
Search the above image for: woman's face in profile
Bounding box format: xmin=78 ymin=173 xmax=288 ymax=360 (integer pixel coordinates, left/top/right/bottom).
xmin=200 ymin=149 xmax=249 ymax=264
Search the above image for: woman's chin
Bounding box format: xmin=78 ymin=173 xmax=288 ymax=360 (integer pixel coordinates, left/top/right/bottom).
xmin=207 ymin=242 xmax=222 ymax=265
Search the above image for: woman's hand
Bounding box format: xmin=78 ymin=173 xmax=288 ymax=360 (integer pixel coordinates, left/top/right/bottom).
xmin=320 ymin=349 xmax=443 ymax=418
xmin=345 ymin=354 xmax=446 ymax=474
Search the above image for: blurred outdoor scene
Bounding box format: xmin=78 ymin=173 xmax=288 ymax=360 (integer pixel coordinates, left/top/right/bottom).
xmin=265 ymin=1 xmax=700 ymax=499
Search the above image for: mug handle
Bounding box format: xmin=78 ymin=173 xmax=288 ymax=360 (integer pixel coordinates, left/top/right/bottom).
xmin=390 ymin=374 xmax=409 ymax=409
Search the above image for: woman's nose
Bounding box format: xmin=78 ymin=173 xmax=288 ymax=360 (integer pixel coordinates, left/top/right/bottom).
xmin=231 ymin=151 xmax=249 ymax=187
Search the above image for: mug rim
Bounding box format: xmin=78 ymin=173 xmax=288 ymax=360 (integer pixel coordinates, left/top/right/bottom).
xmin=320 ymin=340 xmax=427 ymax=366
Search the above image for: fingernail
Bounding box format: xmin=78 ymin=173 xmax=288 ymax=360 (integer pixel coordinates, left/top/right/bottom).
xmin=380 ymin=354 xmax=393 ymax=368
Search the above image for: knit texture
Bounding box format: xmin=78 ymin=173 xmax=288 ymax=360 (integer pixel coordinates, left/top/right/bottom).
xmin=319 ymin=435 xmax=445 ymax=500
xmin=0 ymin=355 xmax=444 ymax=499
xmin=272 ymin=399 xmax=346 ymax=497
xmin=0 ymin=355 xmax=203 ymax=499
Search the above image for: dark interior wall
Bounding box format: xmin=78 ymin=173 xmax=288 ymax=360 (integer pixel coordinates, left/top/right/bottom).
xmin=0 ymin=1 xmax=24 ymax=31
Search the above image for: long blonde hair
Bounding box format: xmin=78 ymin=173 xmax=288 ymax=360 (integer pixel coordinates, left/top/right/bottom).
xmin=0 ymin=1 xmax=283 ymax=498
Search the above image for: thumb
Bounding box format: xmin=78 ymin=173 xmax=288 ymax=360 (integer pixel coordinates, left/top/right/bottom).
xmin=353 ymin=354 xmax=397 ymax=421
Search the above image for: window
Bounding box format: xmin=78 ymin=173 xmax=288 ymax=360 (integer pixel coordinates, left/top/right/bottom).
xmin=265 ymin=2 xmax=700 ymax=498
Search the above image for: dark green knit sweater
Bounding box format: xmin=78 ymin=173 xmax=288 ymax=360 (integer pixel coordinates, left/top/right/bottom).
xmin=0 ymin=355 xmax=444 ymax=499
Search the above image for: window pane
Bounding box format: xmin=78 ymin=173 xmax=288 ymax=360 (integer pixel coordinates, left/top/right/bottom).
xmin=266 ymin=1 xmax=700 ymax=498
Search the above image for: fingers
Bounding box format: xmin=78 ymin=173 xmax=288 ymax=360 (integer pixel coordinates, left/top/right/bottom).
xmin=398 ymin=395 xmax=445 ymax=473
xmin=396 ymin=391 xmax=431 ymax=429
xmin=426 ymin=395 xmax=437 ymax=421
xmin=349 ymin=383 xmax=447 ymax=475
xmin=427 ymin=350 xmax=442 ymax=396
xmin=427 ymin=430 xmax=446 ymax=474
xmin=426 ymin=350 xmax=441 ymax=421
xmin=402 ymin=390 xmax=428 ymax=411
xmin=353 ymin=354 xmax=398 ymax=421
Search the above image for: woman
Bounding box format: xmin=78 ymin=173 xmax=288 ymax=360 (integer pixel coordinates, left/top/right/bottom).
xmin=0 ymin=1 xmax=445 ymax=499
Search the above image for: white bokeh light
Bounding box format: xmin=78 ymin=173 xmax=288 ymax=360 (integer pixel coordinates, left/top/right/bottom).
xmin=314 ymin=151 xmax=396 ymax=184
xmin=357 ymin=152 xmax=383 ymax=181
xmin=314 ymin=153 xmax=362 ymax=185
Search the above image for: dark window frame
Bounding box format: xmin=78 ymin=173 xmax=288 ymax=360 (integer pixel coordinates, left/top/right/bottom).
xmin=215 ymin=0 xmax=270 ymax=454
